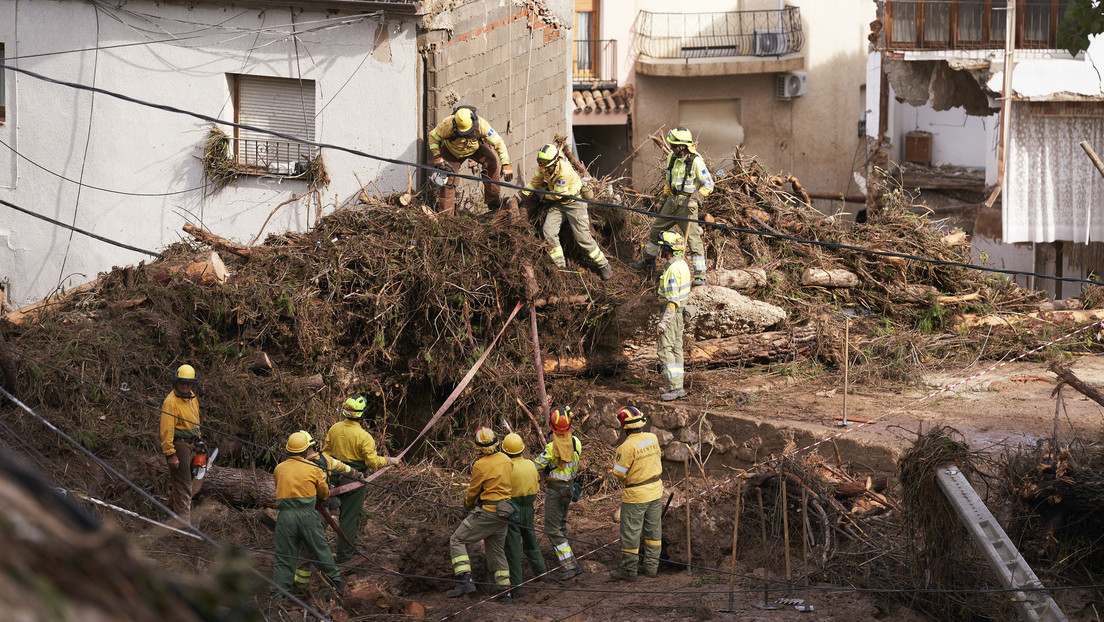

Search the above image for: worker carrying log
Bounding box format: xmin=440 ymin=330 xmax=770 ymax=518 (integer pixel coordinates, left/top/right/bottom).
xmin=501 ymin=433 xmax=549 ymax=597
xmin=159 ymin=364 xmax=204 ymax=524
xmin=609 ymin=406 xmax=664 ymax=581
xmin=428 ymin=105 xmax=513 ymax=215
xmin=521 ymin=144 xmax=613 ymax=281
xmin=271 ymin=431 xmax=346 ymax=598
xmin=654 ymin=230 xmax=690 ymax=401
xmin=446 ymin=426 xmax=515 ymax=602
xmin=533 ymin=406 xmax=585 ymax=579
xmin=323 ymin=394 xmax=400 ymax=563
xmin=630 ymin=127 xmax=714 ymax=286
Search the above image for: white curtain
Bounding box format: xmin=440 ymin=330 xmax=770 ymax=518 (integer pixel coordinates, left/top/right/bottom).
xmin=1004 ymin=105 xmax=1104 ymax=243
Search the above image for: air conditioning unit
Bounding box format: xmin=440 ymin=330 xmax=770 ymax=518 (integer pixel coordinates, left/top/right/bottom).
xmin=753 ymin=29 xmax=787 ymax=56
xmin=775 ymin=71 xmax=807 ymax=99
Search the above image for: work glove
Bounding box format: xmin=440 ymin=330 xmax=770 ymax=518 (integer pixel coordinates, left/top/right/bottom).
xmin=501 ymin=164 xmax=514 ymax=182
xmin=580 ymin=183 xmax=595 ymax=201
xmin=324 ymin=495 xmax=340 ymax=511
xmin=657 ymin=306 xmax=676 ymax=334
xmin=386 ymin=456 xmax=402 ymax=466
xmin=663 ymin=184 xmax=672 ymax=196
xmin=432 ymin=154 xmax=445 ymax=168
xmin=167 ymin=454 xmax=179 ymax=467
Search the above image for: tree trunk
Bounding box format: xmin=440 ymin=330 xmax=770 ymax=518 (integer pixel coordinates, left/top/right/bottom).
xmin=801 ymin=268 xmax=858 ymax=288
xmin=1048 ymin=362 xmax=1104 ymax=409
xmin=290 ymin=373 xmax=325 ymax=392
xmin=201 ymin=464 xmax=276 ymax=508
xmin=244 ymin=352 xmax=273 ymax=374
xmin=182 ymin=223 xmax=259 ymax=260
xmin=707 ymin=268 xmax=767 ymax=290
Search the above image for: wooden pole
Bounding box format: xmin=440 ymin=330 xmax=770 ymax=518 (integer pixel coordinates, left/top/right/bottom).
xmin=802 ymin=487 xmax=810 ymax=604
xmin=841 ymin=318 xmax=850 ymax=426
xmin=725 ymin=479 xmax=744 ymax=612
xmin=781 ymin=474 xmax=792 ymax=592
xmin=530 ymin=301 xmax=550 ymax=423
xmin=757 ymin=487 xmax=770 ymax=604
xmin=1081 ymin=142 xmax=1104 ymax=245
xmin=685 ymin=458 xmax=692 ymax=575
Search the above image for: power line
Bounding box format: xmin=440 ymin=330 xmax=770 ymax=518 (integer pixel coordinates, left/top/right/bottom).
xmin=0 ymin=197 xmax=161 ymax=257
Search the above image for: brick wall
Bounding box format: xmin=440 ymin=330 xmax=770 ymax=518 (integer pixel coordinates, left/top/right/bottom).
xmin=423 ymin=0 xmax=571 ymax=190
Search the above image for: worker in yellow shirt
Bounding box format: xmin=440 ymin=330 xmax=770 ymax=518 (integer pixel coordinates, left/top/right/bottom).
xmin=428 ymin=105 xmax=512 ymax=215
xmin=271 ymin=431 xmax=346 ymax=597
xmin=159 ymin=364 xmax=202 ymax=522
xmin=446 ymin=427 xmax=514 ymax=602
xmin=502 ymin=433 xmax=548 ymax=598
xmin=630 ymin=127 xmax=715 ymax=285
xmin=655 ymin=230 xmax=691 ymax=401
xmin=323 ymin=395 xmax=400 ymax=563
xmin=609 ymin=406 xmax=664 ymax=581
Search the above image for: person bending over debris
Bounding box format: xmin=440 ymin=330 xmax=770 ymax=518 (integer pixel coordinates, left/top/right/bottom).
xmin=521 ymin=144 xmax=613 ymax=281
xmin=630 ymin=127 xmax=714 ymax=286
xmin=323 ymin=394 xmax=400 ymax=563
xmin=534 ymin=406 xmax=585 ymax=580
xmin=428 ymin=105 xmax=512 ymax=215
xmin=272 ymin=431 xmax=346 ymax=598
xmin=610 ymin=406 xmax=664 ymax=582
xmin=655 ymin=230 xmax=690 ymax=401
xmin=501 ymin=433 xmax=548 ymax=597
xmin=446 ymin=427 xmax=515 ymax=602
xmin=159 ymin=364 xmax=203 ymax=523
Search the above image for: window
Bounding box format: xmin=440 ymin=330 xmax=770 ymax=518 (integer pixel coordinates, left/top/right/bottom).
xmin=232 ymin=74 xmax=316 ymax=175
xmin=678 ymin=99 xmax=743 ymax=160
xmin=886 ymin=0 xmax=1069 ymax=50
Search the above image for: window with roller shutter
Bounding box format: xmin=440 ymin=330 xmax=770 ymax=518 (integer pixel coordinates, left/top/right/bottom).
xmin=231 ymin=74 xmax=317 ymax=176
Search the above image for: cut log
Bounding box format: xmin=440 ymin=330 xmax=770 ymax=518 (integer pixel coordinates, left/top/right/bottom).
xmin=706 ymin=268 xmax=767 ymax=290
xmin=956 ymin=308 xmax=1104 ymax=329
xmin=887 ymin=283 xmax=938 ymax=302
xmin=801 ymin=268 xmax=858 ymax=288
xmin=935 ymin=292 xmax=980 ymax=304
xmin=245 ymin=352 xmax=273 ymax=374
xmin=184 ymin=251 xmax=229 ymax=286
xmin=533 ymin=295 xmax=590 ymax=307
xmin=182 ymin=222 xmax=259 ymax=260
xmin=1048 ymin=362 xmax=1104 ymax=409
xmin=1038 ymin=299 xmax=1083 ymax=312
xmin=553 ymin=133 xmax=592 ymax=179
xmin=107 ymin=296 xmax=148 ymax=311
xmin=199 ymin=463 xmax=276 ymax=508
xmin=290 ymin=373 xmax=325 ymax=392
xmin=941 ymin=230 xmax=968 ymax=246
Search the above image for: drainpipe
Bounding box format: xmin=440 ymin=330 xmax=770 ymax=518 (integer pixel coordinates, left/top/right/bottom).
xmin=988 ymin=0 xmax=1015 ymax=209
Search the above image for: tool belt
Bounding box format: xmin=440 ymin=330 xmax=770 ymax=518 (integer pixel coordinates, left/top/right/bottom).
xmin=625 ymin=475 xmax=661 ymax=489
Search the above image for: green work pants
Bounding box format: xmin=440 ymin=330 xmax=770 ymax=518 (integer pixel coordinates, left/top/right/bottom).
xmin=644 ymin=195 xmax=707 ymax=276
xmin=618 ymin=497 xmax=663 ymax=576
xmin=334 ymin=466 xmax=368 ymax=562
xmin=657 ymin=306 xmax=685 ymax=391
xmin=544 ymin=480 xmax=579 ymax=570
xmin=505 ymin=494 xmax=548 ymax=586
xmin=272 ymin=505 xmax=342 ymax=596
xmin=542 ymin=199 xmax=608 ymax=269
xmin=449 ymin=508 xmax=511 ymax=588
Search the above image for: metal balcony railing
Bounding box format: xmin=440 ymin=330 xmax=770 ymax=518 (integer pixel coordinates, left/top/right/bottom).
xmin=574 ymin=39 xmax=618 ymax=84
xmin=885 ymin=0 xmax=1066 ymax=51
xmin=634 ymin=7 xmax=804 ymax=59
xmin=229 ymin=137 xmax=318 ymax=176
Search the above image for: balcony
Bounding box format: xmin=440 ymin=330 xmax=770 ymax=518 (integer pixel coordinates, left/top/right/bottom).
xmin=574 ymin=39 xmax=618 ymax=88
xmin=885 ymin=0 xmax=1067 ymax=51
xmin=634 ymin=7 xmax=805 ymax=77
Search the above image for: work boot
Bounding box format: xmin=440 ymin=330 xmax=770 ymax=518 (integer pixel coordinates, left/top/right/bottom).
xmin=445 ymin=573 xmax=477 ymax=598
xmin=493 ymin=590 xmax=513 ymax=604
xmin=641 ymin=568 xmax=659 ymax=578
xmin=661 ymin=388 xmax=687 ymax=401
xmin=332 ymin=580 xmax=347 ymax=596
xmin=692 ymin=276 xmax=707 ymax=287
xmin=599 ymin=264 xmax=613 ymax=281
xmin=559 ymin=566 xmax=584 ymax=580
xmin=609 ymin=568 xmax=637 ymax=582
xmin=629 ymin=257 xmax=655 ymax=272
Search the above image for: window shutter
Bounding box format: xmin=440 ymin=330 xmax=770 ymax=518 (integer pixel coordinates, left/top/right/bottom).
xmin=237 ymin=75 xmax=316 ymax=149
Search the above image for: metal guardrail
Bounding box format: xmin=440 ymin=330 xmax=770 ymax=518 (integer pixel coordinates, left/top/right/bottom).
xmin=885 ymin=0 xmax=1062 ymax=50
xmin=574 ymin=39 xmax=617 ymax=84
xmin=229 ymin=137 xmax=318 ymax=176
xmin=635 ymin=7 xmax=804 ymax=59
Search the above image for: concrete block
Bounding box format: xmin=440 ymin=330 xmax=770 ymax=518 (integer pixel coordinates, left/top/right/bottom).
xmin=665 ymin=442 xmax=691 ymax=463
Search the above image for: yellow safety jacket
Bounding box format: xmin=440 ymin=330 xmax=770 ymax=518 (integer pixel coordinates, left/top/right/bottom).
xmin=535 ymin=435 xmax=582 ymax=482
xmin=429 ymin=117 xmax=510 ymax=164
xmin=663 ymin=150 xmax=714 ymax=197
xmin=307 ymin=450 xmax=352 ymax=477
xmin=274 ymin=455 xmax=330 ymax=510
xmin=521 ymin=157 xmax=583 ymax=203
xmin=659 ymin=257 xmax=691 ymax=309
xmin=324 ymin=419 xmax=388 ymax=472
xmin=509 ymin=456 xmax=540 ymax=499
xmin=613 ymin=431 xmax=663 ymax=504
xmin=159 ymin=390 xmax=200 ymax=455
xmin=464 ymin=452 xmax=512 ymax=512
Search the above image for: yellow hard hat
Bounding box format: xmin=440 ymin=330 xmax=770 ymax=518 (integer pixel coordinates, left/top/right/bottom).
xmin=657 ymin=230 xmax=686 ymax=256
xmin=502 ymin=433 xmax=525 ymax=456
xmin=666 ymin=126 xmax=694 ymax=147
xmin=286 ymin=430 xmax=316 ymax=454
xmin=473 ymin=426 xmax=499 ymax=454
xmin=453 ymin=107 xmax=477 ymax=136
xmin=174 ymin=364 xmax=198 ymax=383
xmin=342 ymin=395 xmax=367 ymax=419
xmin=537 ymin=144 xmax=560 ymax=168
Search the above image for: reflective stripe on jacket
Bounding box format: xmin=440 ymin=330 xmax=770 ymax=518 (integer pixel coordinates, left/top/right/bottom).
xmin=659 ymin=258 xmax=691 ymax=307
xmin=274 ymin=456 xmax=330 ymax=508
xmin=509 ymin=456 xmax=540 ymax=497
xmin=613 ymin=431 xmax=663 ymax=504
xmin=522 ymin=157 xmax=582 ymax=202
xmin=159 ymin=390 xmax=200 ymax=455
xmin=464 ymin=452 xmax=512 ymax=511
xmin=534 ymin=435 xmax=582 ymax=481
xmin=428 ymin=117 xmax=510 ymax=164
xmin=664 ymin=151 xmax=714 ymax=196
xmin=324 ymin=419 xmax=388 ymax=471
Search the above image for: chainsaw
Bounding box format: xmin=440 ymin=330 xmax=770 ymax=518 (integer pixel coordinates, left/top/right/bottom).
xmin=191 ymin=440 xmax=218 ymax=480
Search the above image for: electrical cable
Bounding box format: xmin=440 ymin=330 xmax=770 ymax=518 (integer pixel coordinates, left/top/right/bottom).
xmin=3 ymin=61 xmax=1096 ymax=288
xmin=0 ymin=197 xmax=161 ymax=257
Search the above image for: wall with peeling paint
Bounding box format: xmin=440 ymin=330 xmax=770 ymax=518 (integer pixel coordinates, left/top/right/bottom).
xmin=0 ymin=0 xmax=420 ymax=309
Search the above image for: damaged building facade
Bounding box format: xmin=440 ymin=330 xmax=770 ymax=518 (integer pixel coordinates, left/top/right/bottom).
xmin=0 ymin=0 xmax=573 ymax=311
xmin=869 ymin=0 xmax=1104 ymax=298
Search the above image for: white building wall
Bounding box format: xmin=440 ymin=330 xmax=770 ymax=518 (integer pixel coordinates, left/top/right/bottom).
xmin=1 ymin=0 xmax=419 ymax=308
xmin=892 ymin=104 xmax=994 ymax=168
